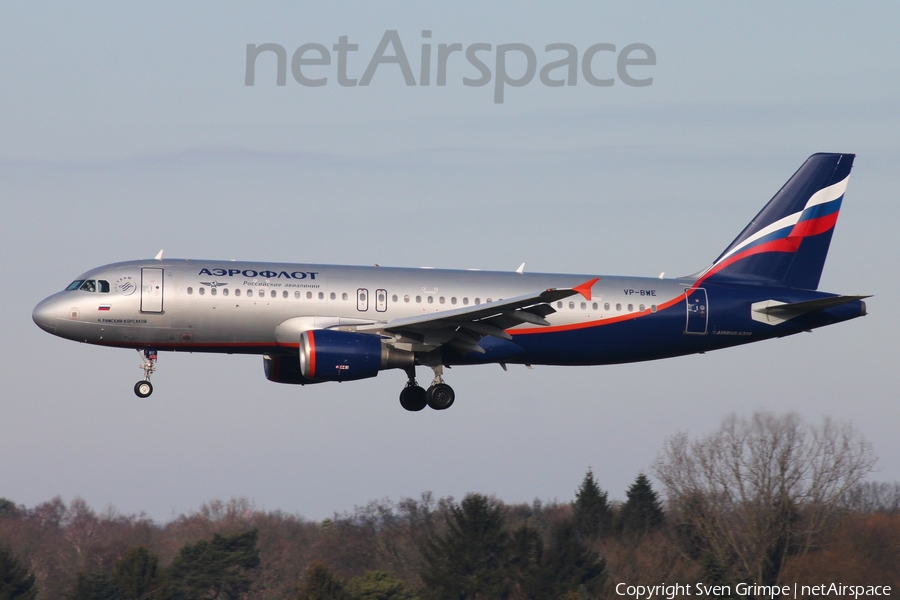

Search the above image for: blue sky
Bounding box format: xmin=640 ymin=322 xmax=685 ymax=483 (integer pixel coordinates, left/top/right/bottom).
xmin=2 ymin=2 xmax=898 ymax=521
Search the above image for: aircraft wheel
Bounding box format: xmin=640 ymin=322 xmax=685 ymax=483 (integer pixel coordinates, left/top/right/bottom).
xmin=134 ymin=380 xmax=153 ymax=398
xmin=426 ymin=383 xmax=455 ymax=410
xmin=400 ymin=385 xmax=427 ymax=411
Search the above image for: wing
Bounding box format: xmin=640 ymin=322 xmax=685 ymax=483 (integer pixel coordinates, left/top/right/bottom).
xmin=356 ymin=278 xmax=598 ymax=355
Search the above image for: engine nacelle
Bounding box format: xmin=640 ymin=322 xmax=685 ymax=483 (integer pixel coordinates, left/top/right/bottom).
xmin=299 ymin=329 xmax=413 ymax=382
xmin=263 ymin=354 xmax=321 ymax=385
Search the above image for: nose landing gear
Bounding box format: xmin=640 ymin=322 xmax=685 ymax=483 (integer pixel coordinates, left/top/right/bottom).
xmin=134 ymin=349 xmax=157 ymax=398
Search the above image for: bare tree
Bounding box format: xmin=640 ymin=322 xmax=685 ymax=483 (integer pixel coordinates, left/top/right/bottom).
xmin=653 ymin=412 xmax=876 ymax=586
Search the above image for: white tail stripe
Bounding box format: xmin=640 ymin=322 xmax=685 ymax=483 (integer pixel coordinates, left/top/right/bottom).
xmin=711 ymin=175 xmax=849 ymax=268
xmin=713 ymin=212 xmax=801 ymax=266
xmin=804 ymin=175 xmax=849 ymax=209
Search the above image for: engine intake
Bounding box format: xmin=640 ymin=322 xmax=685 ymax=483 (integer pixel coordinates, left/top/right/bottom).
xmin=299 ymin=329 xmax=413 ymax=382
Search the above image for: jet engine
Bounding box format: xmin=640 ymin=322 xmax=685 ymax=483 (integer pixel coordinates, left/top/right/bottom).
xmin=299 ymin=329 xmax=414 ymax=382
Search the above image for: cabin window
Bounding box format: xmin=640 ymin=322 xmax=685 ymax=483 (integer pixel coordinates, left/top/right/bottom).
xmin=211 ymin=288 xmax=217 ymax=296
xmin=604 ymin=303 xmax=610 ymax=310
xmin=404 ymin=295 xmax=410 ymax=303
xmin=258 ymin=290 xmax=263 ymax=297
xmin=581 ymin=302 xmax=587 ymax=310
xmin=569 ymin=302 xmax=575 ymax=309
xmin=330 ymin=292 xmax=336 ymax=300
xmin=416 ymin=296 xmax=422 ymax=303
xmin=306 ymin=291 xmax=312 ymax=299
xmin=294 ymin=291 xmax=300 ymax=299
xmin=392 ymin=294 xmax=398 ymax=302
xmin=628 ymin=303 xmax=633 ymax=311
xmin=451 ymin=297 xmax=457 ymax=305
xmin=463 ymin=297 xmax=469 ymax=305
xmin=616 ymin=303 xmax=621 ymax=311
xmin=187 ymin=287 xmax=193 ymax=295
xmin=223 ymin=288 xmax=229 ymax=297
xmin=66 ymin=280 xmax=84 ymax=291
xmin=487 ymin=298 xmax=492 ymax=303
xmin=283 ymin=291 xmax=288 ymax=298
xmin=557 ymin=301 xmax=563 ymax=309
xmin=475 ymin=298 xmax=481 ymax=305
xmin=592 ymin=302 xmax=598 ymax=310
xmin=318 ymin=292 xmax=324 ymax=300
xmin=199 ymin=287 xmax=205 ymax=296
xmin=235 ymin=289 xmax=241 ymax=297
xmin=79 ymin=280 xmax=97 ymax=292
xmin=343 ymin=292 xmax=349 ymax=301
xmin=270 ymin=290 xmax=277 ymax=298
xmin=651 ymin=305 xmax=657 ymax=313
xmin=438 ymin=296 xmax=444 ymax=304
xmin=639 ymin=304 xmax=645 ymax=311
xmin=427 ymin=296 xmax=433 ymax=304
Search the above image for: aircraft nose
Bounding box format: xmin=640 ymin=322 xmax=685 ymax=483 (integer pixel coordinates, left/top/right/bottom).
xmin=32 ymin=297 xmax=58 ymax=334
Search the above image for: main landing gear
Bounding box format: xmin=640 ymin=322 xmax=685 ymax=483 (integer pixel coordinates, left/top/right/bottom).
xmin=399 ymin=365 xmax=455 ymax=412
xmin=134 ymin=349 xmax=157 ymax=398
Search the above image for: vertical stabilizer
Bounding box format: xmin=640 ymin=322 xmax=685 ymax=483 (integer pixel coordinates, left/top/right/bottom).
xmin=701 ymin=153 xmax=853 ymax=289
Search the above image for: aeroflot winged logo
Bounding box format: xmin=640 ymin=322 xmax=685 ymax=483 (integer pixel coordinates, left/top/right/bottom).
xmin=198 ymin=268 xmax=319 ymax=280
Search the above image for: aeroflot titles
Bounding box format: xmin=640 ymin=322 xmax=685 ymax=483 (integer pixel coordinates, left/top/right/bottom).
xmin=198 ymin=268 xmax=319 ymax=280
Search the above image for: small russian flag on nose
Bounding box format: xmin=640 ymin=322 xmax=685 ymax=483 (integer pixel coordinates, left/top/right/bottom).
xmin=98 ymin=305 xmax=111 ymax=311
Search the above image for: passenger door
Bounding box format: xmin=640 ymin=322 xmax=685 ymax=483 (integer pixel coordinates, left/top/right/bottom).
xmin=141 ymin=268 xmax=164 ymax=313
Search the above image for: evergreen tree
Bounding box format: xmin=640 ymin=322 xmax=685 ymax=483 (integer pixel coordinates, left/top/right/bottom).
xmin=540 ymin=522 xmax=605 ymax=598
xmin=71 ymin=572 xmax=120 ymax=600
xmin=420 ymin=494 xmax=510 ymax=600
xmin=162 ymin=529 xmax=260 ymax=600
xmin=618 ymin=474 xmax=665 ymax=537
xmin=0 ymin=498 xmax=17 ymax=518
xmin=572 ymin=469 xmax=613 ymax=539
xmin=0 ymin=546 xmax=37 ymax=600
xmin=296 ymin=562 xmax=351 ymax=600
xmin=346 ymin=570 xmax=417 ymax=600
xmin=113 ymin=546 xmax=160 ymax=600
xmin=507 ymin=526 xmax=546 ymax=599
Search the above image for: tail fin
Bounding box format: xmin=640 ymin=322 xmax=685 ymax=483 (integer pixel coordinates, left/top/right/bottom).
xmin=700 ymin=152 xmax=854 ymax=290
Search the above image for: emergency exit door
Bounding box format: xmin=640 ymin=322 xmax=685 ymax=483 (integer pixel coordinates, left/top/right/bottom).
xmin=141 ymin=268 xmax=164 ymax=313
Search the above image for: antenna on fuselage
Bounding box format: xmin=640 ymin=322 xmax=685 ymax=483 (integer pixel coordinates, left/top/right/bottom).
xmin=154 ymin=249 xmax=164 ymax=261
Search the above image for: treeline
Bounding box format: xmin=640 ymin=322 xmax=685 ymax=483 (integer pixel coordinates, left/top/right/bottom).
xmin=1 ymin=413 xmax=899 ymax=599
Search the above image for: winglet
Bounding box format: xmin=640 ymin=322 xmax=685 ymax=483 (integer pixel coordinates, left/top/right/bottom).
xmin=516 ymin=263 xmax=525 ymax=274
xmin=573 ymin=277 xmax=599 ymax=300
xmin=154 ymin=249 xmax=164 ymax=261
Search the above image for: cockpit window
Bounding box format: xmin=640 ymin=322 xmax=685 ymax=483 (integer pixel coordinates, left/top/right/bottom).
xmin=66 ymin=280 xmax=84 ymax=291
xmin=98 ymin=280 xmax=110 ymax=293
xmin=79 ymin=280 xmax=97 ymax=292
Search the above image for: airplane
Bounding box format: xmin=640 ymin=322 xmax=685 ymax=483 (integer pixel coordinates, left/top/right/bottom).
xmin=32 ymin=153 xmax=868 ymax=411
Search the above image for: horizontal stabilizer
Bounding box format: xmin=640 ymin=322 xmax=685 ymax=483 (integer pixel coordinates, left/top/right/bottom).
xmin=751 ymin=295 xmax=870 ymax=325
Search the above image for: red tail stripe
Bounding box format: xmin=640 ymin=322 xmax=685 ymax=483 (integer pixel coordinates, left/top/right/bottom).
xmin=789 ymin=212 xmax=839 ymax=239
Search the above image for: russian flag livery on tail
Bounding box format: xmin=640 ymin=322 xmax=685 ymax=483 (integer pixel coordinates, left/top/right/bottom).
xmin=701 ymin=153 xmax=852 ymax=290
xmin=33 ymin=153 xmax=869 ymax=411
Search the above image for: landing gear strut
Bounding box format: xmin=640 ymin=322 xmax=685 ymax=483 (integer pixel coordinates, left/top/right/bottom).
xmin=134 ymin=349 xmax=157 ymax=398
xmin=398 ymin=365 xmax=455 ymax=411
xmin=399 ymin=366 xmax=427 ymax=411
xmin=425 ymin=365 xmax=455 ymax=410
